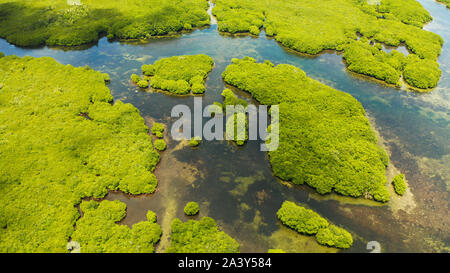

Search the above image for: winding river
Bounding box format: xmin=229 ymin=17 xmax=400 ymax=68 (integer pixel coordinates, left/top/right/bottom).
xmin=0 ymin=0 xmax=448 ymax=252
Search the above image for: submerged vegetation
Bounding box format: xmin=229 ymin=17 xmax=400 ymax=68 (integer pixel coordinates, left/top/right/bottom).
xmin=141 ymin=54 xmax=214 ymax=95
xmin=72 ymin=200 xmax=162 ymax=253
xmin=223 ymin=57 xmax=390 ymax=202
xmin=166 ymin=217 xmax=239 ymax=253
xmin=392 ymin=173 xmax=407 ymax=196
xmin=277 ymin=201 xmax=353 ymax=249
xmin=0 ymin=55 xmax=160 ymax=252
xmin=0 ymin=0 xmax=210 ymax=47
xmin=213 ymin=0 xmax=443 ymax=89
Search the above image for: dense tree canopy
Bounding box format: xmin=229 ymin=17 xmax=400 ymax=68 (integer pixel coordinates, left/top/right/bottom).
xmin=137 ymin=79 xmax=149 ymax=88
xmin=142 ymin=54 xmax=214 ymax=95
xmin=277 ymin=201 xmax=353 ymax=249
xmin=167 ymin=217 xmax=239 ymax=253
xmin=220 ymin=89 xmax=248 ymax=146
xmin=392 ymin=173 xmax=407 ymax=196
xmin=222 ymin=57 xmax=390 ymax=202
xmin=151 ymin=122 xmax=165 ymax=138
xmin=315 ymin=224 xmax=353 ymax=249
xmin=402 ymin=55 xmax=442 ymax=89
xmin=213 ymin=0 xmax=443 ymax=89
xmin=72 ymin=200 xmax=162 ymax=253
xmin=225 ymin=112 xmax=248 ymax=146
xmin=131 ymin=73 xmax=141 ymax=84
xmin=277 ymin=201 xmax=328 ymax=235
xmin=0 ymin=55 xmax=160 ymax=252
xmin=146 ymin=210 xmax=158 ymax=223
xmin=153 ymin=139 xmax=167 ymax=151
xmin=0 ymin=0 xmax=210 ymax=47
xmin=184 ymin=201 xmax=200 ymax=216
xmin=343 ymin=39 xmax=442 ymax=89
xmin=221 ymin=88 xmax=248 ymax=109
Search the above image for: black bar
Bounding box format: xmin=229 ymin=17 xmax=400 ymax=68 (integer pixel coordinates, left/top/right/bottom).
xmin=0 ymin=253 xmax=446 ymax=272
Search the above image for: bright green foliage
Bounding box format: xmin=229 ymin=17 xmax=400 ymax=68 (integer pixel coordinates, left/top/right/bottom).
xmin=153 ymin=139 xmax=167 ymax=151
xmin=249 ymin=25 xmax=260 ymax=35
xmin=0 ymin=56 xmax=160 ymax=252
xmin=71 ymin=200 xmax=162 ymax=253
xmin=137 ymin=80 xmax=149 ymax=88
xmin=189 ymin=136 xmax=202 ymax=147
xmin=221 ymin=88 xmax=248 ymax=108
xmin=277 ymin=201 xmax=328 ymax=235
xmin=0 ymin=0 xmax=210 ymax=47
xmin=264 ymin=60 xmax=274 ymax=67
xmin=151 ymin=77 xmax=191 ymax=94
xmin=151 ymin=122 xmax=165 ymax=138
xmin=102 ymin=73 xmax=111 ymax=82
xmin=226 ymin=112 xmax=248 ymax=146
xmin=208 ymin=102 xmax=224 ymax=115
xmin=344 ymin=39 xmax=442 ymax=89
xmin=144 ymin=55 xmax=214 ymax=95
xmin=268 ymin=249 xmax=286 ymax=253
xmin=436 ymin=0 xmax=450 ymax=8
xmin=315 ymin=225 xmax=353 ymax=249
xmin=377 ymin=0 xmax=432 ymax=27
xmin=343 ymin=39 xmax=406 ymax=86
xmin=191 ymin=75 xmax=207 ymax=94
xmin=167 ymin=217 xmax=239 ymax=253
xmin=141 ymin=64 xmax=155 ymax=76
xmin=146 ymin=210 xmax=157 ymax=223
xmin=213 ymin=0 xmax=264 ymax=34
xmin=403 ymin=55 xmax=442 ymax=89
xmin=191 ymin=83 xmax=206 ymax=94
xmin=223 ymin=58 xmax=390 ymax=201
xmin=213 ymin=0 xmax=443 ymax=89
xmin=184 ymin=201 xmax=200 ymax=216
xmin=277 ymin=201 xmax=353 ymax=249
xmin=221 ymin=88 xmax=248 ymax=145
xmin=131 ymin=73 xmax=141 ymax=83
xmin=392 ymin=173 xmax=407 ymax=196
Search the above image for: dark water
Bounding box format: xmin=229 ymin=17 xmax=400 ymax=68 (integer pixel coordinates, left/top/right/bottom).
xmin=0 ymin=0 xmax=448 ymax=252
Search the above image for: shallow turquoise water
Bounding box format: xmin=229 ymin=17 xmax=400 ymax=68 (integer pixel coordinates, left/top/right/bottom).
xmin=0 ymin=0 xmax=448 ymax=252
